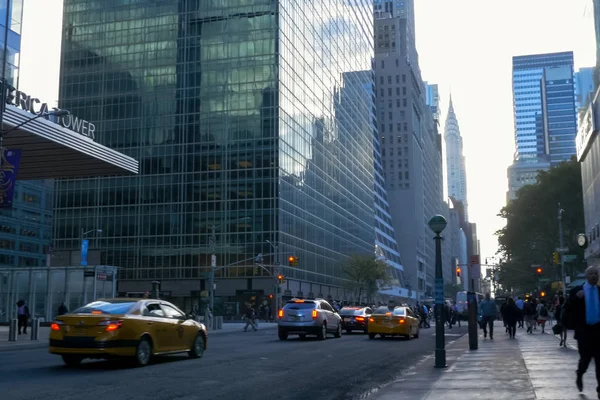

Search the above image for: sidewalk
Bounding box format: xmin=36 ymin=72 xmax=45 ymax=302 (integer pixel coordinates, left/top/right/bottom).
xmin=0 ymin=322 xmax=277 ymax=352
xmin=369 ymin=322 xmax=596 ymax=400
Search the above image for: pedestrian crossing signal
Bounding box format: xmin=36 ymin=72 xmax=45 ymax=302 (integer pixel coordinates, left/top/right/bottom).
xmin=456 ymin=267 xmax=461 ymax=277
xmin=536 ymin=267 xmax=543 ymax=276
xmin=277 ymin=274 xmax=286 ymax=284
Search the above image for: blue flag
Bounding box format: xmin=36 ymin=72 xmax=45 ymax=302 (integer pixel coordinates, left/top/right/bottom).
xmin=0 ymin=149 xmax=22 ymax=208
xmin=81 ymin=239 xmax=89 ymax=266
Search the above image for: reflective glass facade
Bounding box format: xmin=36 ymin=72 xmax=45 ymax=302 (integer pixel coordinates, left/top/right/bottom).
xmin=541 ymin=65 xmax=577 ymax=165
xmin=56 ymin=0 xmax=376 ymax=298
xmin=0 ymin=0 xmax=52 ymax=272
xmin=512 ymin=52 xmax=574 ymax=161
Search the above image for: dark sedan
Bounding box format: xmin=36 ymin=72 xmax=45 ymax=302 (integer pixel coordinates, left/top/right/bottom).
xmin=339 ymin=307 xmax=373 ymax=333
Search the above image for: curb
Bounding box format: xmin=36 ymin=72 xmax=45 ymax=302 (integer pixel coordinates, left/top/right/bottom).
xmin=0 ymin=327 xmax=278 ymax=352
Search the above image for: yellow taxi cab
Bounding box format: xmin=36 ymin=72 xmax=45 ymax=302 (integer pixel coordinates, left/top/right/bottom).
xmin=49 ymin=298 xmax=207 ymax=367
xmin=367 ymin=305 xmax=420 ymax=340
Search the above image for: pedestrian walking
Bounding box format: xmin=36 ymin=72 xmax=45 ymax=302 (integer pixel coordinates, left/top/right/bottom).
xmin=536 ymin=300 xmax=549 ymax=333
xmin=243 ymin=305 xmax=258 ymax=332
xmin=553 ymin=295 xmax=567 ymax=347
xmin=479 ymin=293 xmax=497 ymax=339
xmin=515 ymin=297 xmax=525 ymax=328
xmin=566 ymin=265 xmax=600 ymax=397
xmin=58 ymin=302 xmax=68 ymax=316
xmin=503 ymin=298 xmax=519 ymax=339
xmin=524 ymin=299 xmax=536 ymax=333
xmin=16 ymin=300 xmax=30 ymax=335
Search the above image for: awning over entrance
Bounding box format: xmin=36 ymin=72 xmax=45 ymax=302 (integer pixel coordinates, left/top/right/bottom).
xmin=2 ymin=105 xmax=138 ymax=179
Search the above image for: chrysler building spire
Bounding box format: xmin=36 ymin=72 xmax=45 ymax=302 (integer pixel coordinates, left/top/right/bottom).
xmin=444 ymin=95 xmax=468 ymax=221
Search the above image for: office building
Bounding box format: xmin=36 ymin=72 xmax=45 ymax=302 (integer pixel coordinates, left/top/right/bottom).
xmin=54 ymin=0 xmax=377 ymax=310
xmin=342 ymin=71 xmax=408 ymax=298
xmin=507 ymin=52 xmax=576 ymax=200
xmin=578 ymin=0 xmax=600 ymax=264
xmin=575 ymin=67 xmax=595 ymax=110
xmin=444 ymin=95 xmax=468 ymax=220
xmin=374 ymin=1 xmax=445 ymax=300
xmin=0 ymin=0 xmax=54 ymax=274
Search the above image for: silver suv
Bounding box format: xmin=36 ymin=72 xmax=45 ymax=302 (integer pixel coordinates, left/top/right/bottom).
xmin=277 ymin=298 xmax=342 ymax=340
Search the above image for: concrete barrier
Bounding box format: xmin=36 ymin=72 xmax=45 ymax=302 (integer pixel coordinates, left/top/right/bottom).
xmin=30 ymin=318 xmax=40 ymax=341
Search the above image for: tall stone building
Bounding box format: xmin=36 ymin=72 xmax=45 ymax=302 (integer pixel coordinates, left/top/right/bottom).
xmin=374 ymin=0 xmax=445 ymax=300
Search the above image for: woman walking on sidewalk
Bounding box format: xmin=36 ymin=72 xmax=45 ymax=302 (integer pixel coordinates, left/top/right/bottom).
xmin=554 ymin=295 xmax=567 ymax=347
xmin=503 ymin=297 xmax=519 ymax=339
xmin=536 ymin=300 xmax=549 ymax=334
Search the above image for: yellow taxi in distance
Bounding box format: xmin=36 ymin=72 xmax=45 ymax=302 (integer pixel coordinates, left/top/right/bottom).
xmin=49 ymin=298 xmax=207 ymax=367
xmin=367 ymin=306 xmax=420 ymax=340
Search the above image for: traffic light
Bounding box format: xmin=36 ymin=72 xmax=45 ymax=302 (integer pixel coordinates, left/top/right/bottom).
xmin=553 ymin=252 xmax=559 ymax=265
xmin=536 ymin=267 xmax=543 ymax=276
xmin=456 ymin=267 xmax=461 ymax=277
xmin=269 ymin=294 xmax=274 ymax=299
xmin=288 ymin=255 xmax=299 ymax=266
xmin=277 ymin=274 xmax=286 ymax=284
xmin=253 ymin=266 xmax=259 ymax=275
xmin=540 ymin=291 xmax=546 ymax=297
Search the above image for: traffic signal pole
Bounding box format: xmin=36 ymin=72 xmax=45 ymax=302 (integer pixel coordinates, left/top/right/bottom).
xmin=558 ymin=204 xmax=567 ymax=297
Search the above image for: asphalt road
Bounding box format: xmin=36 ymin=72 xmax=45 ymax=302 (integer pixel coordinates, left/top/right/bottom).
xmin=0 ymin=324 xmax=467 ymax=400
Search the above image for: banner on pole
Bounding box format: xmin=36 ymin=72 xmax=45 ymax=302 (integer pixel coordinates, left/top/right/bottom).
xmin=0 ymin=149 xmax=21 ymax=208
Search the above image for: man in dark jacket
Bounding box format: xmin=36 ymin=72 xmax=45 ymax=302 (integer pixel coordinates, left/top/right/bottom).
xmin=568 ymin=265 xmax=600 ymax=397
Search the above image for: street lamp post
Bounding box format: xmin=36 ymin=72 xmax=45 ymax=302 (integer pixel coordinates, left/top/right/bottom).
xmin=558 ymin=204 xmax=567 ymax=297
xmin=428 ymin=214 xmax=447 ymax=369
xmin=80 ymin=228 xmax=102 ymax=305
xmin=208 ymin=216 xmax=250 ymax=328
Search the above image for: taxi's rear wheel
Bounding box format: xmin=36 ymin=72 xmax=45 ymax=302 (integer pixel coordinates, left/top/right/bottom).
xmin=135 ymin=337 xmax=152 ymax=367
xmin=62 ymin=355 xmax=83 ymax=367
xmin=278 ymin=330 xmax=288 ymax=340
xmin=368 ymin=333 xmax=376 ymax=339
xmin=414 ymin=328 xmax=420 ymax=339
xmin=188 ymin=333 xmax=205 ymax=358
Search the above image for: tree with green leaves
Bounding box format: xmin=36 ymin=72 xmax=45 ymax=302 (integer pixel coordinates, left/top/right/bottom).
xmin=496 ymin=159 xmax=586 ymax=294
xmin=342 ymin=254 xmax=390 ymax=304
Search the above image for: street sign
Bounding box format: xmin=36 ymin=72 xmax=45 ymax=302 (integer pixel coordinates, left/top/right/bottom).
xmin=211 ymin=254 xmax=216 ymax=267
xmin=556 ymin=247 xmax=569 ymax=253
xmin=81 ymin=239 xmax=89 ymax=266
xmin=83 ymin=270 xmax=94 ymax=278
xmin=539 ymin=278 xmax=551 ymax=282
xmin=470 ymin=255 xmax=480 ymax=265
xmin=563 ymin=255 xmax=577 ymax=262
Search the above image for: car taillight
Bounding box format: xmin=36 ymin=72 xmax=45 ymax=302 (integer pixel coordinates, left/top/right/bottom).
xmin=97 ymin=320 xmax=123 ymax=332
xmin=50 ymin=321 xmax=63 ymax=331
xmin=399 ymin=318 xmax=405 ymax=324
xmin=355 ymin=316 xmax=365 ymax=322
xmin=278 ymin=309 xmax=284 ymax=318
xmin=369 ymin=318 xmax=375 ymax=322
xmin=312 ymin=309 xmax=317 ymax=319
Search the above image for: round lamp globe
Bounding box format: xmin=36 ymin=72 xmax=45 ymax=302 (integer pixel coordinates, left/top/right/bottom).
xmin=428 ymin=215 xmax=447 ymax=234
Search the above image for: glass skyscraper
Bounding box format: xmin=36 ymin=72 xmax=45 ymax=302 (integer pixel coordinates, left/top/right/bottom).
xmin=55 ymin=1 xmax=376 ymax=307
xmin=0 ymin=0 xmax=52 ymax=272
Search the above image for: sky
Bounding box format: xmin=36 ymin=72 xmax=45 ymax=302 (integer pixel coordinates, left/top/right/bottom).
xmin=18 ymin=0 xmax=598 ymax=266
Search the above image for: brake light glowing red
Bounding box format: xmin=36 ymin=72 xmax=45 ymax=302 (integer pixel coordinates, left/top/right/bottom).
xmin=278 ymin=309 xmax=284 ymax=318
xmin=105 ymin=322 xmax=122 ymax=332
xmin=50 ymin=323 xmax=61 ymax=331
xmin=355 ymin=316 xmax=365 ymax=321
xmin=312 ymin=309 xmax=317 ymax=319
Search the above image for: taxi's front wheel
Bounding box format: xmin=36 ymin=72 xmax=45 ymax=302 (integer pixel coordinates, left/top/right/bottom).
xmin=62 ymin=355 xmax=83 ymax=367
xmin=188 ymin=334 xmax=205 ymax=358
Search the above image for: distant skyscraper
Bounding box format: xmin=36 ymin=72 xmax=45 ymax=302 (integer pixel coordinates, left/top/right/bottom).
xmin=444 ymin=95 xmax=468 ymax=221
xmin=507 ymin=52 xmax=576 ymax=200
xmin=575 ymin=67 xmax=595 ymax=109
xmin=425 ymin=83 xmax=440 ymax=120
xmin=541 ymin=65 xmax=578 ymax=165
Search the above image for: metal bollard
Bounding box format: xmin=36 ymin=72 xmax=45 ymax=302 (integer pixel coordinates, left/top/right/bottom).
xmin=8 ymin=319 xmax=17 ymax=341
xmin=30 ymin=318 xmax=40 ymax=341
xmin=216 ymin=316 xmax=223 ymax=330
